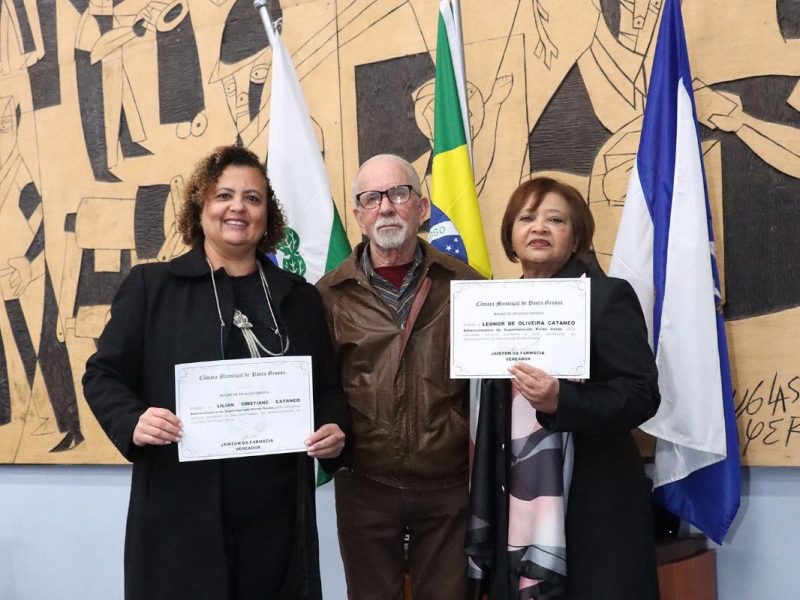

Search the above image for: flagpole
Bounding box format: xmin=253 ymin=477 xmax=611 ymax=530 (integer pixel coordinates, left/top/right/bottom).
xmin=449 ymin=0 xmax=473 ymax=163
xmin=452 ymin=0 xmax=466 ymax=90
xmin=253 ymin=0 xmax=278 ymax=47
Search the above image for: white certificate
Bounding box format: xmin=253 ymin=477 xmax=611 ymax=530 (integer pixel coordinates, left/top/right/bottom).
xmin=175 ymin=356 xmax=313 ymax=462
xmin=450 ymin=279 xmax=590 ymax=379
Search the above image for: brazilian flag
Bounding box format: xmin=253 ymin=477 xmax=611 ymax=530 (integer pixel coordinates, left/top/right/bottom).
xmin=429 ymin=0 xmax=492 ymax=278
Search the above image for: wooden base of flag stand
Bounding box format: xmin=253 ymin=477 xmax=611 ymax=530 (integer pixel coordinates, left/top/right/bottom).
xmin=656 ymin=535 xmax=717 ymax=600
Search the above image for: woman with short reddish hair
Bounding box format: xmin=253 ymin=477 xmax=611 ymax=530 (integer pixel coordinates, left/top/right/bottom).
xmin=467 ymin=177 xmax=660 ymax=600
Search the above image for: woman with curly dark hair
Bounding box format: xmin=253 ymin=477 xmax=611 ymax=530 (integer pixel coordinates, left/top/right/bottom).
xmin=83 ymin=145 xmax=348 ymax=600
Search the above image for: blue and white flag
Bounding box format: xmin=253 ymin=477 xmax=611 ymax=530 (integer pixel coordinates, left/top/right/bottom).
xmin=609 ymin=0 xmax=740 ymax=544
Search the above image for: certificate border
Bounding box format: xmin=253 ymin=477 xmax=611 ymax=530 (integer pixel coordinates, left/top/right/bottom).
xmin=450 ymin=278 xmax=591 ymax=379
xmin=175 ymin=355 xmax=314 ymax=462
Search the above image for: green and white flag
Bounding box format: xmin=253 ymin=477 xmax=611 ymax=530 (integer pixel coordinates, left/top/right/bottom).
xmin=262 ymin=21 xmax=349 ymax=486
xmin=266 ymin=23 xmax=349 ymax=284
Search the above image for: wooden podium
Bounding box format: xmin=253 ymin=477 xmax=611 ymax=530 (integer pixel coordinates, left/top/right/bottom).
xmin=656 ymin=535 xmax=717 ymax=600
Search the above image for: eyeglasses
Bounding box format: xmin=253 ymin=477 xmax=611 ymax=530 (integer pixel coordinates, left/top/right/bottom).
xmin=355 ymin=185 xmax=416 ymax=210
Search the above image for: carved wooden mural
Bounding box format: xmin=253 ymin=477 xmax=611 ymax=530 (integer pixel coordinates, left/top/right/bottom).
xmin=0 ymin=0 xmax=797 ymax=464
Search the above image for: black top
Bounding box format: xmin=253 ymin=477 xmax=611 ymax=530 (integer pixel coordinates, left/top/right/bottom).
xmin=221 ymin=270 xmax=297 ymax=598
xmin=221 ymin=270 xmax=296 ymax=528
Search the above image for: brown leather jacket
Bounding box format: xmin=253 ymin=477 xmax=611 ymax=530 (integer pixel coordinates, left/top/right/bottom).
xmin=317 ymin=240 xmax=482 ymax=489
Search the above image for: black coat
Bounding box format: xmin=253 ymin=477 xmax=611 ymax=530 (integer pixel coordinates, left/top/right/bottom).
xmin=83 ymin=247 xmax=348 ymax=600
xmin=467 ymin=257 xmax=661 ymax=600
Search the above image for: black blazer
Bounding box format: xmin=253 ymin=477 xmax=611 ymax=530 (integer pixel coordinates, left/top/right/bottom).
xmin=468 ymin=256 xmax=661 ymax=600
xmin=83 ymin=247 xmax=348 ymax=600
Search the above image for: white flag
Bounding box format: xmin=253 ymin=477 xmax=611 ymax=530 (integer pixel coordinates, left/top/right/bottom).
xmin=266 ymin=26 xmax=349 ymax=284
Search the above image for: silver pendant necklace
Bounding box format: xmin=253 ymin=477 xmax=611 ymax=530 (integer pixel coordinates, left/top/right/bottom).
xmin=207 ymin=258 xmax=290 ymax=358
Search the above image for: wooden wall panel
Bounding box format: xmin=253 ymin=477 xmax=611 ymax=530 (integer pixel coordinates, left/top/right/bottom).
xmin=0 ymin=0 xmax=797 ymax=464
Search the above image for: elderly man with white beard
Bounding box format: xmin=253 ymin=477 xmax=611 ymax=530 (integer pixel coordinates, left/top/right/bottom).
xmin=317 ymin=154 xmax=482 ymax=600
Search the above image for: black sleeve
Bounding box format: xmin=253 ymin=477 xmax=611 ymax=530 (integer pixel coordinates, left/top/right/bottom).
xmin=538 ymin=277 xmax=661 ymax=434
xmin=82 ymin=266 xmax=150 ymax=461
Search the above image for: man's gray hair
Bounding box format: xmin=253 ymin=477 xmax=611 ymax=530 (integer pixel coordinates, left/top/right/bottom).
xmin=351 ymin=154 xmax=422 ymax=207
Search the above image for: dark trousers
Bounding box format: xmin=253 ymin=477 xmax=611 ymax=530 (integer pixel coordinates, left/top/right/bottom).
xmin=334 ymin=470 xmax=468 ymax=600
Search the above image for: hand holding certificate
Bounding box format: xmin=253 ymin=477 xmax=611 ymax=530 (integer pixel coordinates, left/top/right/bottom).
xmin=450 ymin=279 xmax=591 ymax=379
xmin=175 ymin=356 xmax=314 ymax=462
